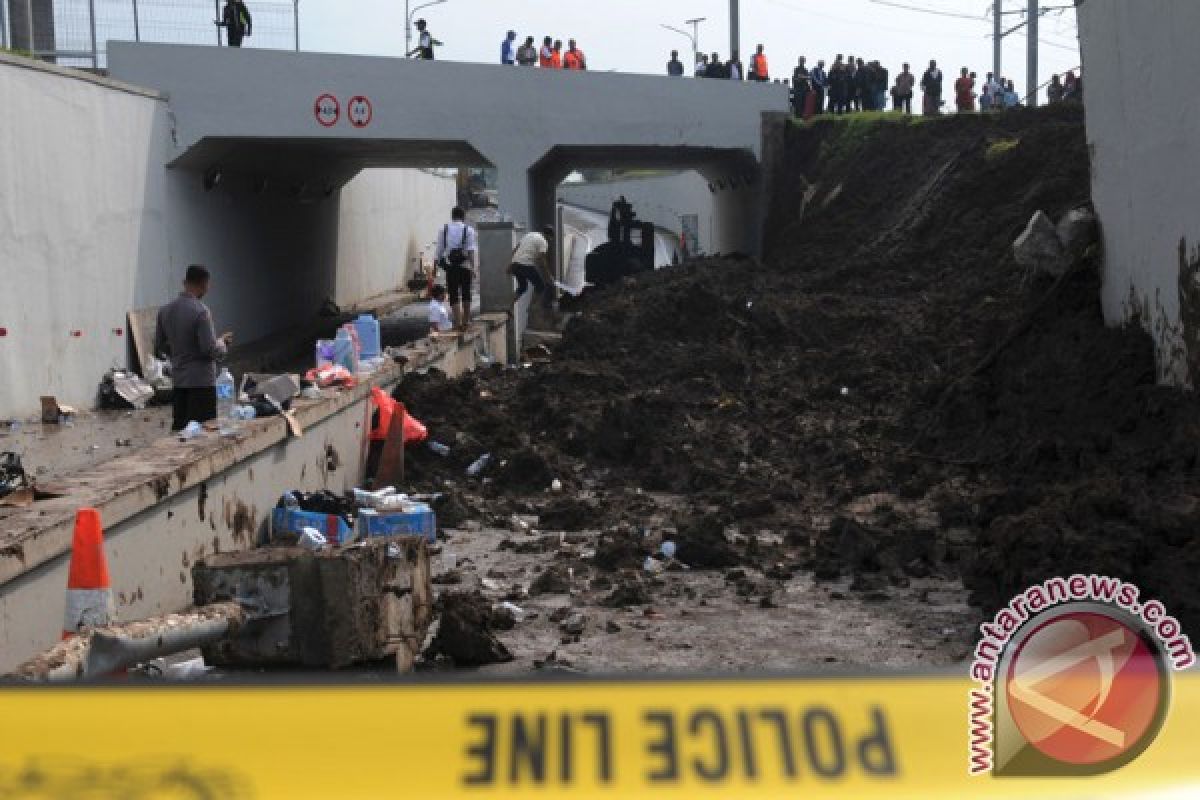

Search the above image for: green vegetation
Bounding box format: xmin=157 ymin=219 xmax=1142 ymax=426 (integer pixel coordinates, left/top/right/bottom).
xmin=985 ymin=137 xmax=1021 ymax=161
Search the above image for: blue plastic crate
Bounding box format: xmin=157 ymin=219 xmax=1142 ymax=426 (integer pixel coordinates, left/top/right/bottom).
xmin=357 ymin=503 xmax=436 ymax=543
xmin=271 ymin=507 xmax=357 ymax=546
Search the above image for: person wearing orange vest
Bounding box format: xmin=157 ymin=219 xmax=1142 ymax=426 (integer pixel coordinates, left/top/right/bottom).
xmin=550 ymin=39 xmax=564 ymax=69
xmin=564 ymin=39 xmax=587 ymax=70
xmin=750 ymin=44 xmax=769 ymax=82
xmin=539 ymin=36 xmax=555 ymax=68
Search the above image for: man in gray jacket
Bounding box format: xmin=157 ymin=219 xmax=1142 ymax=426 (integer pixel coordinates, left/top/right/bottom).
xmin=155 ymin=265 xmax=233 ymax=430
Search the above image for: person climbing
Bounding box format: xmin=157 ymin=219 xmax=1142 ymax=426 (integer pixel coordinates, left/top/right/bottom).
xmin=509 ymin=226 xmax=557 ymax=311
xmin=501 ymin=30 xmax=517 ymax=65
xmin=434 ymin=207 xmax=478 ymax=330
xmin=516 ymin=36 xmax=538 ymax=66
xmin=216 ymin=0 xmax=252 ymax=47
xmin=750 ymin=44 xmax=769 ymax=82
xmin=667 ymin=50 xmax=684 ymax=77
xmin=892 ymin=63 xmax=914 ymax=114
xmin=539 ymin=36 xmax=555 ymax=68
xmin=563 ymin=39 xmax=587 ymax=70
xmin=408 ymin=19 xmax=440 ymax=60
xmin=921 ymin=59 xmax=944 ymax=115
xmin=154 ymin=265 xmax=234 ymax=431
xmin=955 ymin=67 xmax=976 ymax=112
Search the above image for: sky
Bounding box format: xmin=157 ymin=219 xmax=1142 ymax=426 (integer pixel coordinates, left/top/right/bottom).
xmin=296 ymin=0 xmax=1081 ymax=101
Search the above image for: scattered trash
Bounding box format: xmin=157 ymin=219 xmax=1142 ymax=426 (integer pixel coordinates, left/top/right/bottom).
xmin=466 ymin=453 xmax=492 ymax=477
xmin=660 ymin=541 xmax=677 ymax=559
xmin=481 ymin=578 xmax=503 ymax=592
xmin=115 ymin=438 xmax=133 ymax=447
xmin=442 ymin=552 xmax=457 ymax=571
xmin=0 ymin=452 xmax=29 ymax=501
xmin=428 ymin=441 xmax=451 ymax=457
xmin=297 ymin=527 xmax=328 ymax=551
xmin=300 ymin=386 xmax=323 ymax=400
xmin=179 ymin=421 xmax=204 ymax=441
xmin=840 ymin=387 xmax=850 ymax=396
xmin=551 ymin=478 xmax=563 ymax=492
xmin=643 ymin=556 xmax=665 ymax=574
xmin=424 ymin=591 xmax=514 ymax=666
xmin=605 ymin=620 xmax=622 ymax=634
xmin=561 ymin=612 xmax=587 ymax=635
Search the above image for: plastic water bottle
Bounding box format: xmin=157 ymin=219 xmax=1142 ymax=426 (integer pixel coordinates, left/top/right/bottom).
xmin=216 ymin=368 xmax=236 ymax=430
xmin=466 ymin=454 xmax=492 ymax=477
xmin=428 ymin=441 xmax=451 ymax=457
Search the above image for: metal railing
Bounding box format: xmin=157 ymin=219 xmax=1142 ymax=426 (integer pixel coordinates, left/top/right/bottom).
xmin=2 ymin=0 xmax=297 ymax=69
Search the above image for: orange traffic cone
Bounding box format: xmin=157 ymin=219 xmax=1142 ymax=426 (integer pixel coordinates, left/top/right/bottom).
xmin=62 ymin=508 xmax=116 ymax=639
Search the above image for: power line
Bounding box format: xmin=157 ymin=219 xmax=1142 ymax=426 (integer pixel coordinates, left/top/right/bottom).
xmin=867 ymin=0 xmax=986 ymax=21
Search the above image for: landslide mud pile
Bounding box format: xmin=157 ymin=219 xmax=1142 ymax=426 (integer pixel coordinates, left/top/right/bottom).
xmin=402 ymin=105 xmax=1200 ymax=632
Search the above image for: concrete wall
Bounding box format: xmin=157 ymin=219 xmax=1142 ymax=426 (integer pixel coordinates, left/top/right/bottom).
xmin=0 ymin=54 xmax=457 ymax=417
xmin=0 ymin=55 xmax=170 ymax=418
xmin=334 ymin=169 xmax=456 ymax=306
xmin=1078 ymin=0 xmax=1200 ymax=386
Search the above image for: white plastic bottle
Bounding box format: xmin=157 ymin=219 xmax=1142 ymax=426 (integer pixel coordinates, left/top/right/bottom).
xmin=216 ymin=368 xmax=237 ymax=432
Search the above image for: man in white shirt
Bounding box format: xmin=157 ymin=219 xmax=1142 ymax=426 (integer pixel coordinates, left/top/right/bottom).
xmin=509 ymin=226 xmax=556 ymax=310
xmin=428 ymin=285 xmax=454 ymax=334
xmin=435 ymin=207 xmax=479 ymax=330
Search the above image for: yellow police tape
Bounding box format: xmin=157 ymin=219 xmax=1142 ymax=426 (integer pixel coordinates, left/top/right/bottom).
xmin=1 ymin=673 xmax=1197 ymax=799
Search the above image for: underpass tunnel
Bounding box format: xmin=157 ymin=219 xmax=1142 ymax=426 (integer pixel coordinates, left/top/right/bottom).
xmin=158 ymin=137 xmax=493 ymax=363
xmin=527 ymin=146 xmax=766 ymax=278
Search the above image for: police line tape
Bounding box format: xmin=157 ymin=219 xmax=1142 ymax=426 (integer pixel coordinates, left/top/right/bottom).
xmin=1 ymin=673 xmax=1197 ymax=798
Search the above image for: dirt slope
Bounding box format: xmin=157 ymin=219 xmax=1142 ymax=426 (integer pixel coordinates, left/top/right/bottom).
xmin=401 ymin=104 xmax=1200 ymax=642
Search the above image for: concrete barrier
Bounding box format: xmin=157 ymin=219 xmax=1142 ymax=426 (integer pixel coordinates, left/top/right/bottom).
xmin=0 ymin=316 xmax=507 ymax=673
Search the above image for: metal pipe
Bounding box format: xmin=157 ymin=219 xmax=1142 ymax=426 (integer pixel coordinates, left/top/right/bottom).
xmin=0 ymin=0 xmax=9 ymax=50
xmin=214 ymin=0 xmax=221 ymax=45
xmin=9 ymin=603 xmax=247 ymax=683
xmin=293 ymin=0 xmax=299 ymax=51
xmin=87 ymin=0 xmax=97 ymax=68
xmin=729 ymin=0 xmax=739 ymax=63
xmin=24 ymin=0 xmax=33 ymax=56
xmin=132 ymin=0 xmax=140 ymax=42
xmin=993 ymin=0 xmax=1002 ymax=80
xmin=1026 ymin=0 xmax=1039 ymax=106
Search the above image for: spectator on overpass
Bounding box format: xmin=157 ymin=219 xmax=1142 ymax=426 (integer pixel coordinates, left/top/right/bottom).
xmin=810 ymin=59 xmax=828 ymax=114
xmin=435 ymin=207 xmax=479 ymax=330
xmin=955 ymin=68 xmax=976 ymax=112
xmin=705 ymin=52 xmax=726 ymax=79
xmin=216 ymin=0 xmax=252 ymax=48
xmin=539 ymin=36 xmax=555 ymax=67
xmin=1047 ymin=74 xmax=1065 ymax=104
xmin=695 ymin=53 xmax=708 ymax=77
xmin=828 ymin=56 xmax=847 ymax=113
xmin=501 ymin=31 xmax=517 ymax=65
xmin=551 ymin=40 xmax=564 ymax=69
xmin=892 ymin=63 xmax=914 ymax=114
xmin=1002 ymin=79 xmax=1021 ymax=108
xmin=154 ymin=265 xmax=233 ymax=431
xmin=408 ymin=19 xmax=441 ymax=60
xmin=728 ymin=52 xmax=744 ymax=81
xmin=750 ymin=45 xmax=769 ymax=82
xmin=517 ymin=36 xmax=538 ymax=66
xmin=921 ymin=59 xmax=944 ymax=115
xmin=564 ymin=39 xmax=587 ymax=70
xmin=667 ymin=50 xmax=684 ymax=77
xmin=1063 ymin=70 xmax=1082 ymax=102
xmin=509 ymin=227 xmax=557 ymax=312
xmin=792 ymin=57 xmax=810 ymax=115
xmin=874 ymin=61 xmax=889 ymax=111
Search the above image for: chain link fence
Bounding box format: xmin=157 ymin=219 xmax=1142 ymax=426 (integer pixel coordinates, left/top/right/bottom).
xmin=2 ymin=0 xmax=297 ymax=68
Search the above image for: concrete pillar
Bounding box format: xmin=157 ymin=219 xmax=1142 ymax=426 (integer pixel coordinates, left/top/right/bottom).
xmin=7 ymin=0 xmax=53 ymax=56
xmin=495 ymin=163 xmax=532 ymax=229
xmin=477 ymin=221 xmax=517 ymax=315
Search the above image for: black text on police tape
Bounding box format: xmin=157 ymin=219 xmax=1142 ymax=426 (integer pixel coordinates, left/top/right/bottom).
xmin=463 ymin=706 xmax=897 ymax=786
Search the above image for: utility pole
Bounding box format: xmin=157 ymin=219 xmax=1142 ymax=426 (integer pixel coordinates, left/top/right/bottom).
xmin=993 ymin=0 xmax=1002 ymax=80
xmin=1026 ymin=0 xmax=1038 ymax=105
xmin=662 ymin=17 xmax=705 ymax=72
xmin=293 ymin=0 xmax=299 ymax=51
xmin=729 ymin=0 xmax=739 ymax=61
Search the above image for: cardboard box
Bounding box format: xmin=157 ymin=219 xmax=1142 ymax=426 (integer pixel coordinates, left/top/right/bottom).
xmin=271 ymin=507 xmax=357 ymax=546
xmin=357 ymin=503 xmax=436 ymax=543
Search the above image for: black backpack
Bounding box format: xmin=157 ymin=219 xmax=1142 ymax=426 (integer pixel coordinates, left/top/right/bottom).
xmin=443 ymin=223 xmax=470 ymax=268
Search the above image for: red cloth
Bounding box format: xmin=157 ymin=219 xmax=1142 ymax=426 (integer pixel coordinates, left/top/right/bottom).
xmin=956 ymin=77 xmax=976 ymax=111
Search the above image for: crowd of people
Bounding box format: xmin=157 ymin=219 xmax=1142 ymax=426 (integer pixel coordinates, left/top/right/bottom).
xmin=498 ymin=31 xmax=588 ymax=69
xmin=665 ymin=42 xmax=1083 ymax=117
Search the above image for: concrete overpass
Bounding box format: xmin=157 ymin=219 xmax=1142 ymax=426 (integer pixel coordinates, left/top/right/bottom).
xmin=108 ymin=43 xmax=789 ymax=254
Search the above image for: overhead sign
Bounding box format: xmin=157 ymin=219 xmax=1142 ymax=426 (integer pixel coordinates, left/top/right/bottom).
xmin=1 ymin=675 xmax=1199 ymax=798
xmin=347 ymin=95 xmax=374 ymax=128
xmin=313 ymin=93 xmax=339 ymax=128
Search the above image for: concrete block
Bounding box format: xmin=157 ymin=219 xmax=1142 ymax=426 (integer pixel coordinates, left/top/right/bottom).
xmin=1014 ymin=211 xmax=1067 ymax=277
xmin=192 ymin=538 xmax=432 ymax=670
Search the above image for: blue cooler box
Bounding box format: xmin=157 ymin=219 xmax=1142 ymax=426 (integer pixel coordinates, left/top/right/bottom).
xmin=357 ymin=503 xmax=437 ymax=543
xmin=271 ymin=507 xmax=357 ymax=545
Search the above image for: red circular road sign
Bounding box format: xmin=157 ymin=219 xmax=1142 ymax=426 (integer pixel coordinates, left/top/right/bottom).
xmin=314 ymin=93 xmax=340 ymax=127
xmin=347 ymin=95 xmax=374 ymax=128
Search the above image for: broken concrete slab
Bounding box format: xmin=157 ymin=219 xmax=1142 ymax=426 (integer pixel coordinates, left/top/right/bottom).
xmin=1013 ymin=210 xmax=1066 ymax=276
xmin=192 ymin=538 xmax=432 ymax=671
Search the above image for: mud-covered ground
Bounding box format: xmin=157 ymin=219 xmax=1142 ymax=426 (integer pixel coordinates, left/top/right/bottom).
xmin=400 ymin=105 xmax=1200 ymax=673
